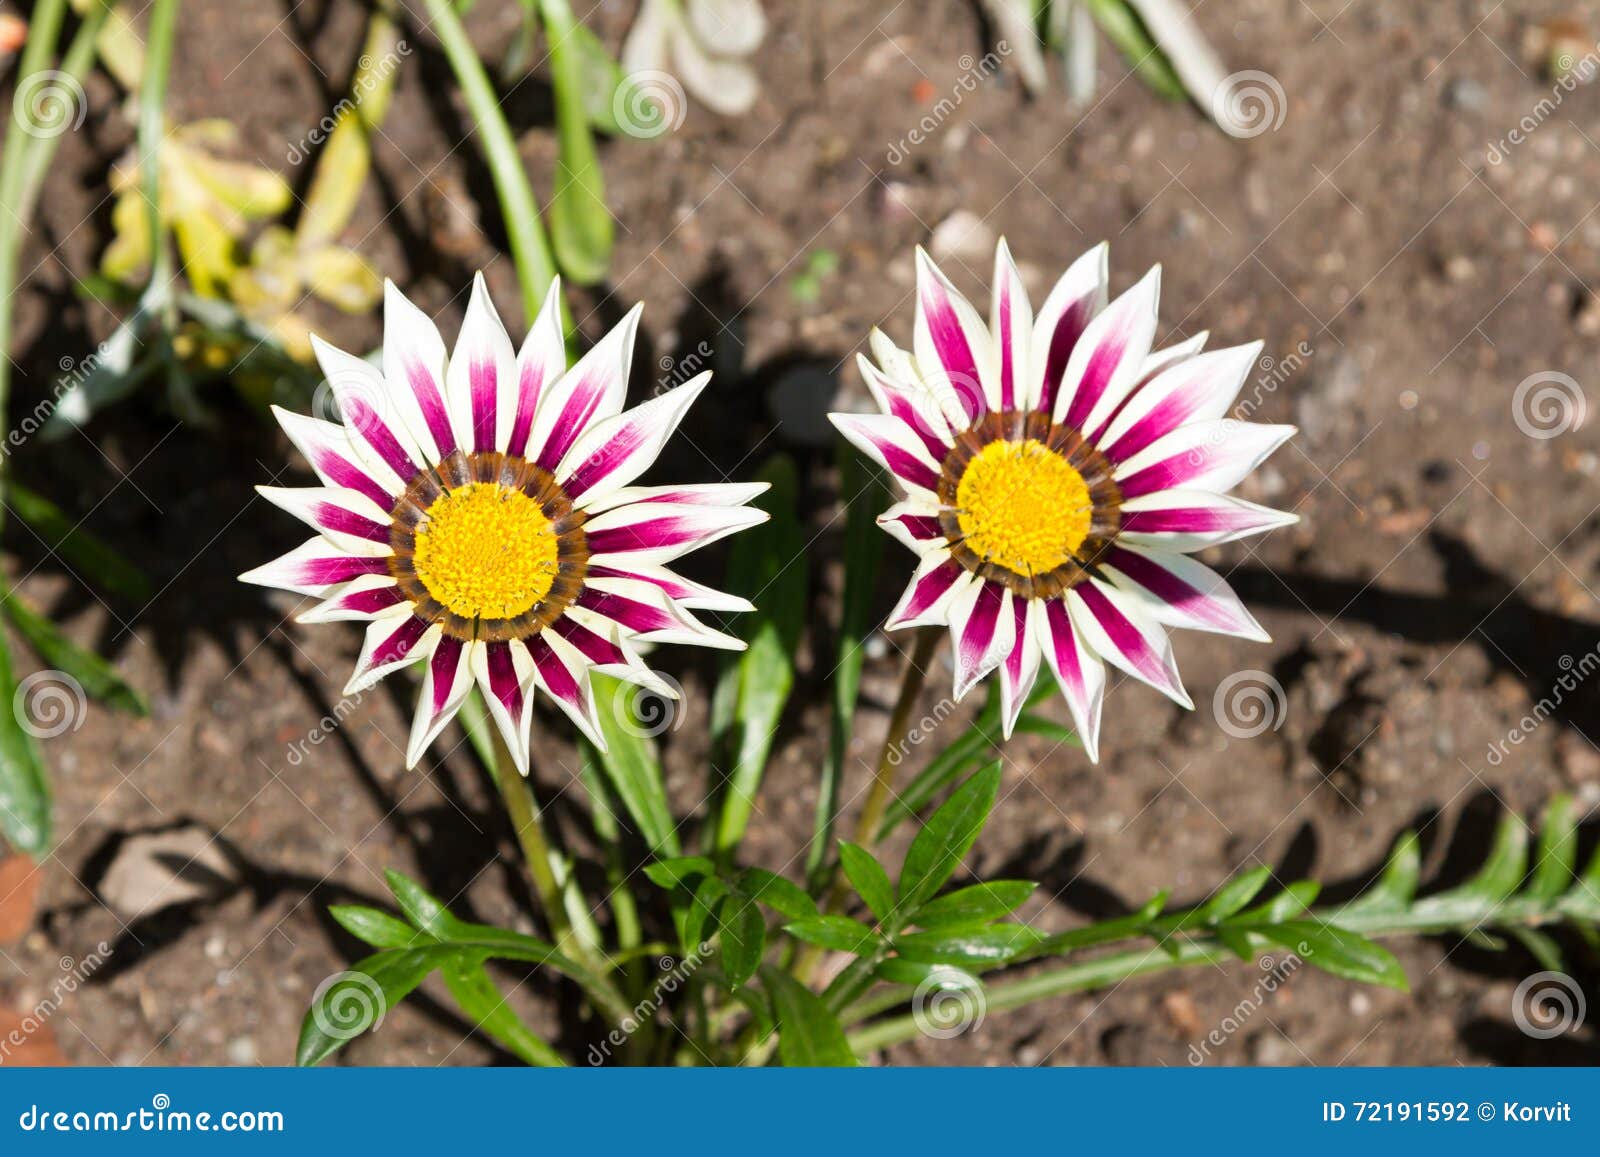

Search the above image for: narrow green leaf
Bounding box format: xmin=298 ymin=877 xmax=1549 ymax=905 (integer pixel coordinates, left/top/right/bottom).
xmin=679 ymin=875 xmax=728 ymax=956
xmin=913 ymin=880 xmax=1035 ymax=930
xmin=1347 ymin=830 xmax=1421 ymax=916
xmin=441 ymin=957 xmax=566 ymax=1066
xmin=784 ymin=915 xmax=879 ymax=954
xmin=0 ymin=594 xmax=147 ymax=714
xmin=1086 ymin=0 xmax=1187 ymax=100
xmin=296 ymin=948 xmax=438 ymax=1066
xmin=1530 ymin=794 xmax=1577 ymax=902
xmin=718 ymin=895 xmax=767 ymax=988
xmin=566 ymin=19 xmax=623 ymax=133
xmin=5 ymin=483 xmax=152 ymax=601
xmin=1195 ymin=865 xmax=1273 ymax=925
xmin=385 ymin=870 xmax=453 ymax=938
xmin=644 ymin=856 xmax=715 ymax=889
xmin=713 ymin=457 xmax=805 ymax=857
xmin=1238 ymin=880 xmax=1320 ymax=923
xmin=762 ymin=966 xmax=857 ymax=1067
xmin=738 ymin=868 xmax=818 ymax=921
xmin=838 ymin=841 xmax=895 ymax=924
xmin=1508 ymin=926 xmax=1565 ymax=974
xmin=1028 ymin=891 xmax=1168 ymax=958
xmin=892 ymin=923 xmax=1043 ymax=965
xmin=1428 ymin=813 xmax=1526 ymax=907
xmin=898 ymin=764 xmax=1001 ymax=908
xmin=541 ymin=0 xmax=613 ymax=284
xmin=330 ymin=904 xmax=423 ymax=949
xmin=0 ymin=632 xmax=50 ymax=855
xmin=1260 ymin=922 xmax=1409 ymax=991
xmin=588 ymin=673 xmax=680 ymax=856
xmin=1215 ymin=926 xmax=1256 ymax=961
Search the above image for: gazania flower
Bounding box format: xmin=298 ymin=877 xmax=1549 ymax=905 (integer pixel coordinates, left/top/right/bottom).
xmin=242 ymin=275 xmax=766 ymax=772
xmin=831 ymin=242 xmax=1296 ymax=760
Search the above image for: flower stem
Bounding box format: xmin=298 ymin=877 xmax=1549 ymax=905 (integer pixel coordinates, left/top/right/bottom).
xmin=848 ymin=626 xmax=941 ymax=854
xmin=486 ymin=725 xmax=576 ymax=953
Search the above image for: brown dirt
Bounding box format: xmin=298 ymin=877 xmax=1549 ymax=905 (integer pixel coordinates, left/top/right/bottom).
xmin=3 ymin=0 xmax=1599 ymax=1067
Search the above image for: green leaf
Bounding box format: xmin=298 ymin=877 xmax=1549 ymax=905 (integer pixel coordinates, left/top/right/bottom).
xmin=541 ymin=0 xmax=612 ymax=284
xmin=441 ymin=957 xmax=565 ymax=1066
xmin=1426 ymin=813 xmax=1526 ymax=908
xmin=679 ymin=875 xmax=729 ymax=956
xmin=898 ymin=764 xmax=1001 ymax=908
xmin=807 ymin=445 xmax=884 ymax=886
xmin=873 ymin=957 xmax=958 ymax=986
xmin=784 ymin=916 xmax=879 ymax=954
xmin=762 ymin=966 xmax=856 ymax=1067
xmin=718 ymin=894 xmax=767 ymax=988
xmin=1194 ymin=865 xmax=1273 ymax=925
xmin=838 ymin=841 xmax=895 ymax=924
xmin=1239 ymin=880 xmax=1320 ymax=923
xmin=588 ymin=673 xmax=680 ymax=856
xmin=713 ymin=457 xmax=805 ymax=857
xmin=1347 ymin=830 xmax=1421 ymax=916
xmin=0 ymin=593 xmax=147 ymax=715
xmin=1029 ymin=892 xmax=1168 ymax=958
xmin=1215 ymin=926 xmax=1256 ymax=961
xmin=1259 ymin=922 xmax=1409 ymax=991
xmin=913 ymin=880 xmax=1035 ymax=930
xmin=385 ymin=870 xmax=453 ymax=938
xmin=5 ymin=483 xmax=152 ymax=601
xmin=644 ymin=856 xmax=715 ymax=889
xmin=567 ymin=19 xmax=624 ymax=133
xmin=1508 ymin=926 xmax=1565 ymax=974
xmin=0 ymin=632 xmax=50 ymax=855
xmin=296 ymin=948 xmax=438 ymax=1066
xmin=738 ymin=868 xmax=818 ymax=921
xmin=330 ymin=904 xmax=422 ymax=949
xmin=1085 ymin=0 xmax=1187 ymax=100
xmin=892 ymin=923 xmax=1044 ymax=965
xmin=1530 ymin=794 xmax=1577 ymax=902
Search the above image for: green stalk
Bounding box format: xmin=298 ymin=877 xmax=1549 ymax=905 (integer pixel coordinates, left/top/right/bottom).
xmin=18 ymin=2 xmax=113 ymax=219
xmin=139 ymin=0 xmax=179 ymax=299
xmin=419 ymin=0 xmax=558 ymax=326
xmin=486 ymin=725 xmax=579 ymax=955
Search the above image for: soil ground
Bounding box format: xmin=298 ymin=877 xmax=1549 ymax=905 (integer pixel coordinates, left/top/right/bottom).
xmin=4 ymin=0 xmax=1600 ymax=1067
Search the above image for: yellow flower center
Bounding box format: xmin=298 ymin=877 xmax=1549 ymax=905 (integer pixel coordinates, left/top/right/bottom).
xmin=412 ymin=482 xmax=560 ymax=621
xmin=955 ymin=438 xmax=1093 ymax=575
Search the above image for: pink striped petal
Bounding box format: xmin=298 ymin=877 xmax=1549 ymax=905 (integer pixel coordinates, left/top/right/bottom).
xmin=858 ymin=354 xmax=953 ymax=461
xmin=472 ymin=639 xmax=537 ymax=774
xmin=1115 ymin=421 xmax=1295 ymax=498
xmin=877 ymin=501 xmax=944 ymax=553
xmin=913 ymin=248 xmax=995 ymax=428
xmin=1032 ymin=597 xmax=1106 ymax=762
xmin=828 ymin=412 xmax=942 ymax=496
xmin=272 ymin=407 xmax=401 ymax=512
xmin=585 ymin=561 xmax=753 ymax=612
xmin=311 ymin=335 xmax=425 ymax=483
xmin=558 ymin=374 xmax=709 ymax=504
xmin=526 ymin=303 xmax=642 ymax=471
xmin=239 ymin=537 xmax=391 ymax=597
xmin=1119 ymin=490 xmax=1298 ymax=550
xmin=528 ymin=631 xmax=605 ymax=748
xmin=445 ymin=272 xmax=518 ymax=455
xmin=297 ymin=575 xmax=406 ymax=624
xmin=948 ymin=579 xmax=1015 ymax=701
xmin=999 ymin=597 xmax=1042 ymax=739
xmin=886 ymin=551 xmax=971 ymax=629
xmin=256 ymin=486 xmax=392 ymax=551
xmin=584 ymin=501 xmax=768 ymax=565
xmin=344 ymin=613 xmax=436 ymax=695
xmin=1030 ymin=242 xmax=1107 ymax=415
xmin=990 ymin=239 xmax=1034 ymax=412
xmin=381 ymin=280 xmax=460 ymax=464
xmin=1068 ymin=580 xmax=1191 ymax=708
xmin=578 ymin=576 xmax=745 ymax=650
xmin=507 ymin=279 xmax=568 ymax=457
xmin=406 ymin=635 xmax=478 ymax=768
xmin=1100 ymin=545 xmax=1268 ymax=640
xmin=1097 ymin=342 xmax=1261 ymax=464
xmin=1055 ymin=265 xmax=1160 ymax=437
xmin=580 ymin=481 xmax=768 ymax=516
